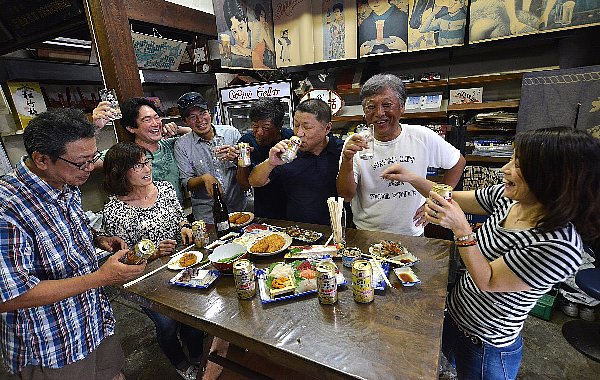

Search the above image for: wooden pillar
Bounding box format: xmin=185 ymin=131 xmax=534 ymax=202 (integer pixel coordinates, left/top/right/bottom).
xmin=84 ymin=0 xmax=143 ymax=142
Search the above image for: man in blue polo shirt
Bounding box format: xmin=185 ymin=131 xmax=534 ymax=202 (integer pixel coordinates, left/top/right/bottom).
xmin=237 ymin=97 xmax=293 ymax=219
xmin=249 ymin=99 xmax=343 ymax=225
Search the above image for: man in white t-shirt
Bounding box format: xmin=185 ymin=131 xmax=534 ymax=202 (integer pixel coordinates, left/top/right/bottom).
xmin=337 ymin=73 xmax=465 ymax=236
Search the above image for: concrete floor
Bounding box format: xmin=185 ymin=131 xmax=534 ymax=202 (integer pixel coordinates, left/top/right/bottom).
xmin=1 ymin=288 xmax=599 ymax=380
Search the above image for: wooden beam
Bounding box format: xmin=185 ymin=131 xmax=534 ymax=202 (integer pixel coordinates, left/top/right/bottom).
xmin=125 ymin=0 xmax=217 ymax=36
xmin=84 ymin=0 xmax=143 ymax=142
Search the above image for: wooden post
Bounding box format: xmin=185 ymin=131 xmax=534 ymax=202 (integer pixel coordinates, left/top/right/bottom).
xmin=84 ymin=0 xmax=142 ymax=142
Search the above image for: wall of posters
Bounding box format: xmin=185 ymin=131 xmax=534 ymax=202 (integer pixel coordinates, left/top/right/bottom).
xmin=358 ymin=0 xmax=409 ymax=57
xmin=315 ymin=0 xmax=358 ymax=63
xmin=213 ymin=0 xmax=277 ymax=70
xmin=408 ymin=0 xmax=468 ymax=51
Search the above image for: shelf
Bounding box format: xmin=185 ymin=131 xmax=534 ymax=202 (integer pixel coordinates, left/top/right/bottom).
xmin=335 ymin=87 xmax=361 ymax=95
xmin=0 ymin=58 xmax=101 ymax=83
xmin=332 ymin=114 xmax=363 ymax=122
xmin=405 ymin=80 xmax=448 ymax=90
xmin=466 ymin=125 xmax=516 ymax=132
xmin=140 ymin=70 xmax=216 ymax=85
xmin=466 ymin=155 xmax=511 ymax=163
xmin=448 ymin=73 xmax=523 ymax=86
xmin=401 ymin=110 xmax=447 ymax=119
xmin=447 ymin=100 xmax=519 ymax=111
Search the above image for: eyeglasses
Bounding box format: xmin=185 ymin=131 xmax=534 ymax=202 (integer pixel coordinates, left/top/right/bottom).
xmin=131 ymin=158 xmax=153 ymax=172
xmin=57 ymin=150 xmax=102 ymax=170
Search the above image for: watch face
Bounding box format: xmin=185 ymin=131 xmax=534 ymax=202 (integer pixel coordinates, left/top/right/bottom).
xmin=202 ymin=63 xmax=210 ymax=73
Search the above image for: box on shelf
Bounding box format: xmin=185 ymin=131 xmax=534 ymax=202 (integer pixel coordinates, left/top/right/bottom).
xmin=449 ymin=87 xmax=483 ymax=105
xmin=529 ymin=287 xmax=559 ymax=321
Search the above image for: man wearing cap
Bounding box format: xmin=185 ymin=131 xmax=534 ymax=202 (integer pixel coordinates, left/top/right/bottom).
xmin=237 ymin=97 xmax=293 ymax=219
xmin=174 ymin=92 xmax=246 ymax=223
xmin=93 ymin=98 xmax=191 ymax=204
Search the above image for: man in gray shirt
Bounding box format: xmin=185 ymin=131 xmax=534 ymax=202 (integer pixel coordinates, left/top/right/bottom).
xmin=174 ymin=92 xmax=246 ymax=222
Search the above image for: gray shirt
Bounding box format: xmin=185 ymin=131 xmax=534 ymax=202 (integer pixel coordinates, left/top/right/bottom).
xmin=174 ymin=124 xmax=246 ymax=222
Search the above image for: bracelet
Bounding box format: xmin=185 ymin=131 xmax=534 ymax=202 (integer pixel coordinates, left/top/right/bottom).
xmin=454 ymin=232 xmax=476 ymax=242
xmin=456 ymin=239 xmax=478 ymax=247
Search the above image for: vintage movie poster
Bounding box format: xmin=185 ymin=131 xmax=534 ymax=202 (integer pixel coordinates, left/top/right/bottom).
xmin=316 ymin=0 xmax=358 ymax=63
xmin=358 ymin=0 xmax=409 ymax=57
xmin=213 ymin=0 xmax=276 ymax=70
xmin=539 ymin=0 xmax=600 ymax=33
xmin=408 ymin=0 xmax=468 ymax=51
xmin=272 ymin=0 xmax=314 ymax=67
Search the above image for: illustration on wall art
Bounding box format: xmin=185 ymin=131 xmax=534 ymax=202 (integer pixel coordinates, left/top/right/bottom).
xmin=408 ymin=0 xmax=468 ymax=51
xmin=358 ymin=0 xmax=409 ymax=57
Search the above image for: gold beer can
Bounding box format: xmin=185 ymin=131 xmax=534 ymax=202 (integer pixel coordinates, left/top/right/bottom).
xmin=233 ymin=259 xmax=256 ymax=299
xmin=431 ymin=183 xmax=452 ymax=203
xmin=120 ymin=239 xmax=155 ymax=265
xmin=191 ymin=220 xmax=207 ymax=248
xmin=352 ymin=260 xmax=374 ymax=303
xmin=316 ymin=262 xmax=338 ymax=305
xmin=237 ymin=142 xmax=251 ymax=167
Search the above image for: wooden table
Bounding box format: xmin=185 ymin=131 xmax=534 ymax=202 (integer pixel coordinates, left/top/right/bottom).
xmin=121 ymin=219 xmax=452 ymax=380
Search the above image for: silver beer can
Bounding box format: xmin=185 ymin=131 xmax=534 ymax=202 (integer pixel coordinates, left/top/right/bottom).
xmin=237 ymin=142 xmax=251 ymax=167
xmin=316 ymin=262 xmax=338 ymax=305
xmin=233 ymin=259 xmax=256 ymax=299
xmin=280 ymin=136 xmax=301 ymax=163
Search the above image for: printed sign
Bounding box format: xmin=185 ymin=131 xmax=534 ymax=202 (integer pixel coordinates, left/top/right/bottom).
xmin=449 ymin=88 xmax=483 ymax=105
xmin=7 ymin=82 xmax=47 ymax=129
xmin=300 ymin=89 xmax=344 ymax=116
xmin=131 ymin=31 xmax=187 ymax=70
xmin=220 ymin=81 xmax=291 ymax=103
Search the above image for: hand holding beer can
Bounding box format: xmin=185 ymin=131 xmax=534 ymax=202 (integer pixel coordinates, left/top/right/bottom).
xmin=237 ymin=142 xmax=251 ymax=167
xmin=280 ymin=136 xmax=301 ymax=163
xmin=430 ymin=183 xmax=452 ymax=205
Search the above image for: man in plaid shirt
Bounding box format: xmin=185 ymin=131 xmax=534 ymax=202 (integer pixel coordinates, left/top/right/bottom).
xmin=0 ymin=109 xmax=146 ymax=379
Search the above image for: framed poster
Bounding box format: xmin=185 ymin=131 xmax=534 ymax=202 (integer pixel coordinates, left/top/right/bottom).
xmin=539 ymin=0 xmax=600 ymax=33
xmin=214 ymin=0 xmax=277 ymax=70
xmin=315 ymin=0 xmax=358 ymax=63
xmin=7 ymin=82 xmax=47 ymax=129
xmin=408 ymin=0 xmax=468 ymax=51
xmin=358 ymin=0 xmax=409 ymax=57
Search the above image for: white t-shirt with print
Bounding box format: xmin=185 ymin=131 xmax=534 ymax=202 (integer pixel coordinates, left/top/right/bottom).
xmin=348 ymin=124 xmax=460 ymax=236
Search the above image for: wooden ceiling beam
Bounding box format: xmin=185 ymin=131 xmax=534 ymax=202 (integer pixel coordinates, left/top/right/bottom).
xmin=124 ymin=0 xmax=216 ymax=36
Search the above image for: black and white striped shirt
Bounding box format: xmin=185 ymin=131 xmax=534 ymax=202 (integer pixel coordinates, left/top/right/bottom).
xmin=447 ymin=185 xmax=582 ymax=347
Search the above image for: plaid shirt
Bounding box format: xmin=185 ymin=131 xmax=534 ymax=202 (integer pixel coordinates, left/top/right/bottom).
xmin=0 ymin=158 xmax=115 ymax=374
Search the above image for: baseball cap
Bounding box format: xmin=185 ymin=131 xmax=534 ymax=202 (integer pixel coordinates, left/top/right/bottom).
xmin=177 ymin=92 xmax=208 ymax=118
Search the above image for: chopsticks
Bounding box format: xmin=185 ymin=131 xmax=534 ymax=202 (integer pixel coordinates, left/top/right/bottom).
xmin=324 ymin=233 xmax=333 ymax=246
xmin=327 ymin=197 xmax=344 ymax=244
xmin=123 ymin=244 xmax=195 ymax=288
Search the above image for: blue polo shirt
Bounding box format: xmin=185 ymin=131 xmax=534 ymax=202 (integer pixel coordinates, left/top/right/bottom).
xmin=239 ymin=128 xmax=293 ymax=219
xmin=270 ymin=135 xmax=344 ymax=225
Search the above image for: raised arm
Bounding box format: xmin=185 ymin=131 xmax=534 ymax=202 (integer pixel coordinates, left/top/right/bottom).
xmin=248 ymin=140 xmax=288 ymax=187
xmin=336 ymin=134 xmax=367 ymax=201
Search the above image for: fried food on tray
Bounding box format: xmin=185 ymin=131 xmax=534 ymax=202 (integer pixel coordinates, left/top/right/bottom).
xmin=178 ymin=253 xmax=197 ymax=267
xmin=250 ymin=234 xmax=286 ymax=253
xmin=229 ymin=212 xmax=251 ymax=225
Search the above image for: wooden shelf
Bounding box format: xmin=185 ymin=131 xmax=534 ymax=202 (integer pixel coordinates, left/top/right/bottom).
xmin=332 ymin=114 xmax=363 ymax=122
xmin=449 ymin=73 xmax=523 ymax=86
xmin=140 ymin=69 xmax=216 ymax=85
xmin=401 ymin=110 xmax=447 ymax=119
xmin=0 ymin=58 xmax=101 ymax=83
xmin=405 ymin=80 xmax=448 ymax=90
xmin=447 ymin=100 xmax=519 ymax=111
xmin=466 ymin=125 xmax=516 ymax=132
xmin=466 ymin=155 xmax=511 ymax=163
xmin=335 ymin=87 xmax=361 ymax=95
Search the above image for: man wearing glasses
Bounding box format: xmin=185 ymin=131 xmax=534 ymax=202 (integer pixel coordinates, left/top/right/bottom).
xmin=94 ymin=98 xmax=191 ymax=204
xmin=237 ymin=97 xmax=293 ymax=219
xmin=0 ymin=109 xmax=146 ymax=379
xmin=174 ymin=92 xmax=246 ymax=223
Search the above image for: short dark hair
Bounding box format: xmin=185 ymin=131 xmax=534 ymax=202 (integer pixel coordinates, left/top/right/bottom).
xmin=121 ymin=97 xmax=160 ymax=130
xmin=360 ymin=73 xmax=407 ymax=107
xmin=254 ymin=3 xmax=265 ymax=19
xmin=224 ymin=0 xmax=247 ymax=29
xmin=249 ymin=97 xmax=285 ymax=127
xmin=515 ymin=127 xmax=600 ymax=242
xmin=103 ymin=142 xmax=153 ymax=196
xmin=296 ymin=99 xmax=331 ymax=123
xmin=23 ymin=108 xmax=96 ymax=161
xmin=333 ymin=3 xmax=344 ymax=12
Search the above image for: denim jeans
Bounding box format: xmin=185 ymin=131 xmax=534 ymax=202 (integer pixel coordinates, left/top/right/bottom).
xmin=141 ymin=307 xmax=205 ymax=368
xmin=442 ymin=316 xmax=523 ymax=380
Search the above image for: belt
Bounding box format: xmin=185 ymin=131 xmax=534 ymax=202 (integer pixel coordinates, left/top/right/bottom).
xmin=451 ymin=318 xmax=482 ymax=347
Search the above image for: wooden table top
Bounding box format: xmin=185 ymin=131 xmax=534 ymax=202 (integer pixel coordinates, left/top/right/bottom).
xmin=121 ymin=219 xmax=452 ymax=380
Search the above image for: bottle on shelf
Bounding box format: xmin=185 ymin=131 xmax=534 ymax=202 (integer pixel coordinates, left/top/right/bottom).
xmin=212 ymin=182 xmax=231 ymax=238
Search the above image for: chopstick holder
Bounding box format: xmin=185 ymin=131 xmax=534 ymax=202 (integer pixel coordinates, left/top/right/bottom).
xmin=123 ymin=244 xmax=195 ymax=288
xmin=373 ymin=257 xmax=393 ymax=288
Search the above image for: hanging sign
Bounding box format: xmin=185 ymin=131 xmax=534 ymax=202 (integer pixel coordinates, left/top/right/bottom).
xmin=131 ymin=31 xmax=187 ymax=71
xmin=300 ymin=89 xmax=344 ymax=116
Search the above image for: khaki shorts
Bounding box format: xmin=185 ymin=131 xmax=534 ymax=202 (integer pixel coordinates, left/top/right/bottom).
xmin=19 ymin=334 xmax=124 ymax=380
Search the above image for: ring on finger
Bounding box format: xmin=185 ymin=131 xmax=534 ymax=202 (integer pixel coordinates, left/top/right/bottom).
xmin=433 ymin=210 xmax=438 ymax=218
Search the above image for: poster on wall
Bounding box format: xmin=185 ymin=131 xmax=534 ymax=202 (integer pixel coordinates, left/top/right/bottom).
xmin=213 ymin=0 xmax=277 ymax=70
xmin=517 ymin=65 xmax=600 ymax=135
xmin=358 ymin=0 xmax=409 ymax=57
xmin=408 ymin=0 xmax=468 ymax=51
xmin=7 ymin=82 xmax=47 ymax=129
xmin=539 ymin=1 xmax=600 ymax=33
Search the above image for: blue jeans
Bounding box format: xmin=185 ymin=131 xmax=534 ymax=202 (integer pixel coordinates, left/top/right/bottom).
xmin=442 ymin=316 xmax=523 ymax=380
xmin=141 ymin=307 xmax=206 ymax=368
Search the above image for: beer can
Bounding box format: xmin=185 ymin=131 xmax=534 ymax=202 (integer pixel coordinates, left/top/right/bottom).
xmin=121 ymin=239 xmax=155 ymax=265
xmin=237 ymin=142 xmax=251 ymax=167
xmin=352 ymin=260 xmax=374 ymax=303
xmin=281 ymin=136 xmax=301 ymax=163
xmin=316 ymin=262 xmax=338 ymax=305
xmin=191 ymin=220 xmax=207 ymax=248
xmin=233 ymin=259 xmax=256 ymax=299
xmin=431 ymin=183 xmax=452 ymax=202
xmin=342 ymin=247 xmax=360 ymax=268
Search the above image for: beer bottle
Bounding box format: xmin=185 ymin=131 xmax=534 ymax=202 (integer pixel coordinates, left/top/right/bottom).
xmin=212 ymin=183 xmax=231 ymax=238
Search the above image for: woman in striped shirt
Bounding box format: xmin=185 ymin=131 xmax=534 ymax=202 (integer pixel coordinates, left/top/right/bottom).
xmin=382 ymin=127 xmax=600 ymax=379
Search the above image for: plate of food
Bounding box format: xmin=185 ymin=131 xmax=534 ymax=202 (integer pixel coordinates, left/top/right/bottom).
xmin=368 ymin=240 xmax=419 ymax=267
xmin=167 ymin=251 xmax=203 ymax=270
xmin=256 ymin=258 xmax=346 ymax=303
xmin=169 ymin=268 xmax=220 ymax=289
xmin=228 ymin=212 xmax=254 ymax=228
xmin=282 ymin=225 xmax=323 ymax=243
xmin=284 ymin=245 xmax=339 ymax=259
xmin=393 ymin=267 xmax=421 ymax=286
xmin=247 ymin=231 xmax=292 ymax=256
